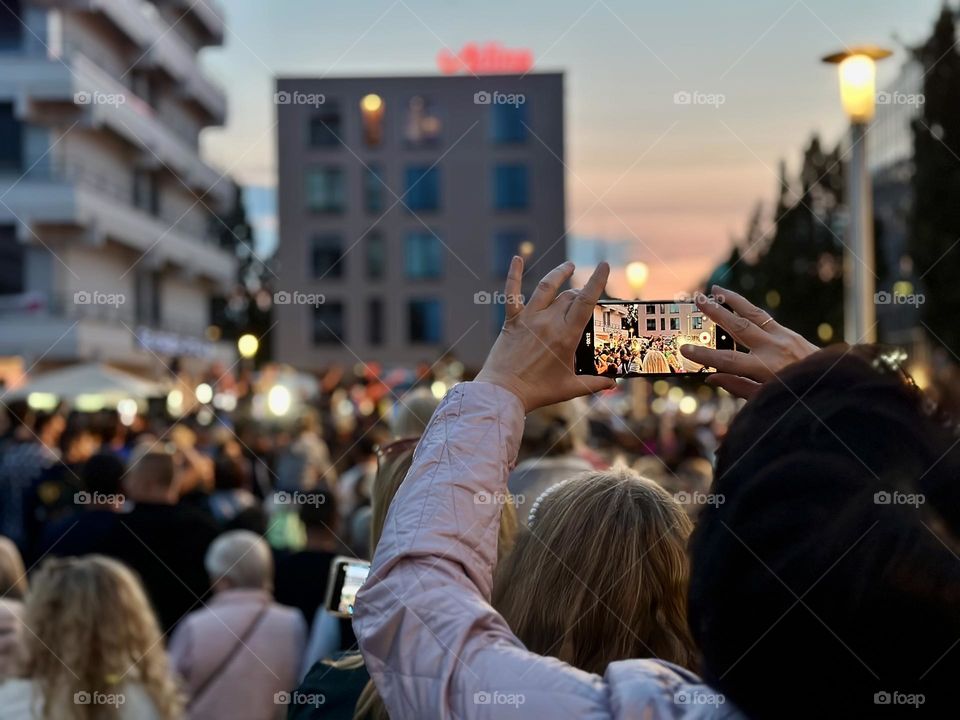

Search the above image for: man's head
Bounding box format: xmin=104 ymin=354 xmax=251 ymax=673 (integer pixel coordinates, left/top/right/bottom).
xmin=690 ymin=346 xmax=960 ymax=716
xmin=123 ymin=445 xmax=177 ymax=504
xmin=205 ymin=530 xmax=273 ymax=593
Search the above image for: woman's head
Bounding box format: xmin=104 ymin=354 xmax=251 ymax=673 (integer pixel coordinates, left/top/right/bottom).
xmin=493 ymin=467 xmax=696 ymax=674
xmin=22 ymin=556 xmax=182 ymax=720
xmin=690 ymin=346 xmax=960 ymax=716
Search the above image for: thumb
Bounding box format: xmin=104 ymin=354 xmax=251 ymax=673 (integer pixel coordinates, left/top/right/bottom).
xmin=564 ymin=375 xmax=617 ymax=398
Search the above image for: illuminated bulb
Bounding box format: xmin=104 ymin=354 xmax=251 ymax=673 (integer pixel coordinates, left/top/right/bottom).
xmin=361 ymin=93 xmax=383 ymax=113
xmin=237 ymin=334 xmax=259 ymax=359
xmin=679 ymin=396 xmax=698 ymax=415
xmin=167 ymin=389 xmax=183 ymax=414
xmin=268 ymin=385 xmax=292 ymax=416
xmin=195 ymin=383 xmax=213 ymax=404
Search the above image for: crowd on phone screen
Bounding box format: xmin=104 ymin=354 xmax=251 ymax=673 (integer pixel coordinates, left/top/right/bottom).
xmin=0 ymin=340 xmax=959 ymax=717
xmin=595 ymin=333 xmax=704 ymax=376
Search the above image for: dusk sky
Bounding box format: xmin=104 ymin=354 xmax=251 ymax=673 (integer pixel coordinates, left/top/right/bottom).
xmin=201 ymin=0 xmax=944 ymax=298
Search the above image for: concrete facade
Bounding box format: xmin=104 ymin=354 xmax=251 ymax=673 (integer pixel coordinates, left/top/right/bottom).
xmin=0 ymin=0 xmax=236 ymax=370
xmin=275 ymin=73 xmax=566 ymax=370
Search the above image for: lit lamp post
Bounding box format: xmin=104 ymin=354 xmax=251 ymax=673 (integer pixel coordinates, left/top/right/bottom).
xmin=624 ymin=260 xmax=649 ymax=420
xmin=822 ymin=46 xmax=892 ymax=344
xmin=625 ymin=261 xmax=649 ymax=298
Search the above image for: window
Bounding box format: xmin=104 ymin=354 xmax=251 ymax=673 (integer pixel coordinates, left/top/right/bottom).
xmin=669 ymin=303 xmax=680 ymax=314
xmin=360 ymin=94 xmax=384 ymax=147
xmin=308 ymin=105 xmax=342 ymax=147
xmin=408 ymin=299 xmax=442 ymax=343
xmin=363 ymin=164 xmax=384 ymax=214
xmin=646 ymin=319 xmax=656 ymax=332
xmin=404 ymin=96 xmax=442 ymax=147
xmin=669 ymin=317 xmax=680 ymax=331
xmin=660 ymin=318 xmax=666 ymax=331
xmin=368 ymin=297 xmax=384 ymax=345
xmin=313 ymin=302 xmax=345 ymax=344
xmin=311 ymin=234 xmax=344 ymax=278
xmin=305 ymin=167 xmax=345 ymax=213
xmin=0 ymin=0 xmax=21 ymax=51
xmin=0 ymin=225 xmax=23 ymax=295
xmin=692 ymin=316 xmax=703 ymax=330
xmin=645 ymin=304 xmax=656 ymax=314
xmin=0 ymin=103 xmax=22 ymax=172
xmin=493 ymin=165 xmax=528 ymax=210
xmin=405 ymin=231 xmax=442 ymax=279
xmin=366 ymin=231 xmax=385 ymax=280
xmin=405 ymin=166 xmax=440 ymax=211
xmin=135 ymin=269 xmax=162 ymax=325
xmin=132 ymin=170 xmax=160 ymax=216
xmin=493 ymin=230 xmax=526 ymax=276
xmin=491 ymin=101 xmax=527 ymax=144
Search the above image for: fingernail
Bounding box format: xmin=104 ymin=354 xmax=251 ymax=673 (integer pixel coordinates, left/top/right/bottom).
xmin=681 ymin=344 xmax=699 ymax=357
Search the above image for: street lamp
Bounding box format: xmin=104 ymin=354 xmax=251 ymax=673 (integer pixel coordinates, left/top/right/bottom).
xmin=822 ymin=45 xmax=892 ymax=344
xmin=625 ymin=261 xmax=649 ymax=298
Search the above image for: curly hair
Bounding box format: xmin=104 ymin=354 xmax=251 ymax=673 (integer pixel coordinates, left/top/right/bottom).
xmin=21 ymin=555 xmax=183 ymax=720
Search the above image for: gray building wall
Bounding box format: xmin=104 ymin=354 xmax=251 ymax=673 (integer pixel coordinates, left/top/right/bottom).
xmin=275 ymin=73 xmax=566 ymax=370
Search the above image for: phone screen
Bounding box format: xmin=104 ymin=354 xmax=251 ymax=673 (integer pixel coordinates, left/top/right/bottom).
xmin=575 ymin=300 xmax=733 ymax=378
xmin=325 ymin=557 xmax=371 ymax=617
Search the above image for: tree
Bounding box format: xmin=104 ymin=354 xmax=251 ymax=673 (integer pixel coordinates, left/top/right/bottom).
xmin=711 ymin=136 xmax=846 ymax=343
xmin=210 ymin=185 xmax=275 ymax=362
xmin=909 ymin=5 xmax=960 ymax=355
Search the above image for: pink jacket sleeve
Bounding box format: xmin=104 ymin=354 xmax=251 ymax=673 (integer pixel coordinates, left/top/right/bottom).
xmin=353 ymin=382 xmax=620 ymax=718
xmin=354 ymin=382 xmax=738 ymax=720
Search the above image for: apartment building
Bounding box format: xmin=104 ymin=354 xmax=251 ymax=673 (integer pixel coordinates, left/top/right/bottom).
xmin=0 ymin=0 xmax=236 ymax=371
xmin=275 ymin=73 xmax=566 ymax=369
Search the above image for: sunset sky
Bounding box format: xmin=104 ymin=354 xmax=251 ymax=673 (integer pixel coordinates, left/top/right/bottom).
xmin=201 ymin=0 xmax=945 ymax=298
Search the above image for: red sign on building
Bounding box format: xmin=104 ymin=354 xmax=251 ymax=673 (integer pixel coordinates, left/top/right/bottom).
xmin=437 ymin=42 xmax=534 ymax=75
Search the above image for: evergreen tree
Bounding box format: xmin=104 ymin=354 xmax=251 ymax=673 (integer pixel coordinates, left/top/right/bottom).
xmin=909 ymin=5 xmax=960 ymax=355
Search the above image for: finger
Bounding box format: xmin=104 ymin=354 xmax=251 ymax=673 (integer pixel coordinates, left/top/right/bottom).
xmin=706 ymin=374 xmax=762 ymax=400
xmin=712 ymin=285 xmax=781 ymax=333
xmin=680 ymin=345 xmax=770 ymax=380
xmin=527 ymin=261 xmax=575 ymax=312
xmin=555 ymin=289 xmax=579 ymax=317
xmin=566 ymin=262 xmax=610 ymax=329
xmin=564 ymin=374 xmax=617 ymax=398
xmin=695 ymin=293 xmax=764 ymax=348
xmin=504 ymin=255 xmax=524 ymax=320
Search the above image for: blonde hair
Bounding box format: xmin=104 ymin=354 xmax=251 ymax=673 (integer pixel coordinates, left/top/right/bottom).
xmin=21 ymin=556 xmax=183 ymax=720
xmin=348 ymin=442 xmax=517 ymax=720
xmin=0 ymin=536 xmax=27 ymax=600
xmin=493 ymin=468 xmax=697 ymax=674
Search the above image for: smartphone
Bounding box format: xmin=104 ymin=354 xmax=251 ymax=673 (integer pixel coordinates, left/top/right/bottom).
xmin=575 ymin=300 xmax=735 ymax=378
xmin=324 ymin=556 xmax=371 ymax=618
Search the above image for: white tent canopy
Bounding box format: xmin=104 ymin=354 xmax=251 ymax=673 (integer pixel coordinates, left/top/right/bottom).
xmin=5 ymin=363 xmax=166 ymax=406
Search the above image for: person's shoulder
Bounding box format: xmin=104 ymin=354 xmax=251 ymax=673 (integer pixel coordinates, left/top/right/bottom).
xmin=292 ymin=658 xmax=370 ymax=720
xmin=604 ymin=660 xmax=744 ymax=718
xmin=0 ymin=678 xmax=36 ymax=713
xmin=117 ymin=682 xmax=163 ymax=720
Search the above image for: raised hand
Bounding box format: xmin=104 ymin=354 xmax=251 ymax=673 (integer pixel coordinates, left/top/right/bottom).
xmin=476 ymin=257 xmax=616 ymax=412
xmin=680 ymin=285 xmax=818 ymax=399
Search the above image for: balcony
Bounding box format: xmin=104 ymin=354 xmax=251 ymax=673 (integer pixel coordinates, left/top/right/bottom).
xmin=0 ymin=166 xmax=236 ymax=287
xmin=157 ymin=0 xmax=226 ymax=46
xmin=2 ymin=52 xmax=233 ymax=210
xmin=30 ymin=0 xmax=227 ymax=123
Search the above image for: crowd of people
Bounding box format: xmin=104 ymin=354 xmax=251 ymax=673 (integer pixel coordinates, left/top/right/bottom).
xmin=0 ymin=258 xmax=957 ymax=718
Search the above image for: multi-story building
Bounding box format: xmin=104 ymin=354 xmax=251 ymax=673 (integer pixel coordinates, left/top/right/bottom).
xmin=0 ymin=0 xmax=236 ymax=371
xmin=275 ymin=73 xmax=566 ymax=370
